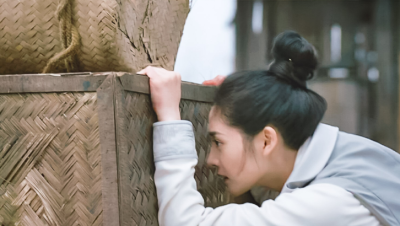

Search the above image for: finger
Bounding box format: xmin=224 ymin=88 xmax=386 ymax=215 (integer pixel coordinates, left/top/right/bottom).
xmin=137 ymin=67 xmax=147 ymax=75
xmin=137 ymin=66 xmax=154 ymax=75
xmin=215 ymin=75 xmax=226 ymax=85
xmin=174 ymin=72 xmax=182 ymax=81
xmin=140 ymin=66 xmax=159 ymax=79
xmin=202 ymin=75 xmax=226 ymax=86
xmin=202 ymin=80 xmax=218 ymax=86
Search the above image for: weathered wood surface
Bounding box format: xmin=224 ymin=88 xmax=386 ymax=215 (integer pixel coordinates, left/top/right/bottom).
xmin=0 ymin=72 xmax=108 ymax=93
xmin=119 ymin=73 xmax=217 ymax=102
xmin=0 ymin=72 xmax=217 ymax=103
xmin=97 ymin=75 xmax=120 ymax=226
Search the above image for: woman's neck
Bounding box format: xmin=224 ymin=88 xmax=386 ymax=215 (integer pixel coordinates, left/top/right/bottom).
xmin=257 ymin=145 xmax=298 ymax=192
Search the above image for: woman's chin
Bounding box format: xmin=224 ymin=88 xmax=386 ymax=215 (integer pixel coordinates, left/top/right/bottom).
xmin=225 ymin=177 xmax=256 ymax=197
xmin=226 ymin=183 xmax=246 ymax=197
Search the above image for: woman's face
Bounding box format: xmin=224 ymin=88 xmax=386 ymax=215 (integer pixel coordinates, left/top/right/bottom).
xmin=207 ymin=107 xmax=264 ymax=196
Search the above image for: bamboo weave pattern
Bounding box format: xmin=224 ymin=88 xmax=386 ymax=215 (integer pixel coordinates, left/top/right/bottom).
xmin=0 ymin=0 xmax=189 ymax=74
xmin=180 ymin=100 xmax=230 ymax=208
xmin=0 ymin=93 xmax=102 ymax=225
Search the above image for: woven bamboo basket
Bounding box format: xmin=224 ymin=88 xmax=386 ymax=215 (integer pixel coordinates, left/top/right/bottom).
xmin=0 ymin=0 xmax=188 ymax=74
xmin=0 ymin=72 xmax=230 ymax=225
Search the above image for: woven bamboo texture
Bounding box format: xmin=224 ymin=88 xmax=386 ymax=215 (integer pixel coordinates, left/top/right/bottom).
xmin=0 ymin=73 xmax=230 ymax=225
xmin=0 ymin=92 xmax=102 ymax=225
xmin=0 ymin=0 xmax=189 ymax=74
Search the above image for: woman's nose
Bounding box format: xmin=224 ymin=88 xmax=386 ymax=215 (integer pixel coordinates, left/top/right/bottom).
xmin=206 ymin=148 xmax=219 ymax=167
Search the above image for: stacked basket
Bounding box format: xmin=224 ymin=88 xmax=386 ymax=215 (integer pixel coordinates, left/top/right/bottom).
xmin=0 ymin=0 xmax=188 ymax=74
xmin=0 ymin=73 xmax=230 ymax=225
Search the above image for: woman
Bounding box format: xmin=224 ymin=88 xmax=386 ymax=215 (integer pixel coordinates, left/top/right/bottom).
xmin=138 ymin=31 xmax=400 ymax=226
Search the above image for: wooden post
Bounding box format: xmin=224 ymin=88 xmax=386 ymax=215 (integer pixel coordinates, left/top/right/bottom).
xmin=374 ymin=0 xmax=399 ymax=150
xmin=97 ymin=74 xmax=120 ymax=226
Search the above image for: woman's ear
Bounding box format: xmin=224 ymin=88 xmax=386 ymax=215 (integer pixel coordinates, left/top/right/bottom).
xmin=262 ymin=126 xmax=278 ymax=157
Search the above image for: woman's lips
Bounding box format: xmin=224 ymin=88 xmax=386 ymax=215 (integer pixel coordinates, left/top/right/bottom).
xmin=218 ymin=174 xmax=229 ymax=182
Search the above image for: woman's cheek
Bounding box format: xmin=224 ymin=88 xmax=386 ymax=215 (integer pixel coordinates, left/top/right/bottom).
xmin=218 ymin=147 xmax=230 ymax=173
xmin=222 ymin=147 xmax=239 ymax=175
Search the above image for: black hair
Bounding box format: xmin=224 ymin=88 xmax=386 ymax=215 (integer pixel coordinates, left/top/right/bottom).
xmin=214 ymin=31 xmax=327 ymax=150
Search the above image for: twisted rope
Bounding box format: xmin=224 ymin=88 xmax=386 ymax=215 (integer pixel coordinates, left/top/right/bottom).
xmin=43 ymin=0 xmax=81 ymax=73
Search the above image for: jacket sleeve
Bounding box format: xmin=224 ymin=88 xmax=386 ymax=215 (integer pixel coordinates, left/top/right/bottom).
xmin=153 ymin=120 xmax=380 ymax=226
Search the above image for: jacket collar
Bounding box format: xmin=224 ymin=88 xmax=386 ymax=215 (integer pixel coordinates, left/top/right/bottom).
xmin=281 ymin=123 xmax=339 ymax=193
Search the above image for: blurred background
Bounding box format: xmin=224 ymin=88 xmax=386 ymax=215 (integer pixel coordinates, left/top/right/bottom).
xmin=174 ymin=0 xmax=399 ymax=151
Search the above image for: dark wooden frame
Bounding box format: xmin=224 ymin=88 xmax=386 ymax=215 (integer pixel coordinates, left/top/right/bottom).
xmin=0 ymin=72 xmax=216 ymax=102
xmin=0 ymin=72 xmax=217 ymax=225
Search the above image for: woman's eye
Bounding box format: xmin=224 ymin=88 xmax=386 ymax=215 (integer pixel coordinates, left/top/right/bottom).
xmin=214 ymin=140 xmax=221 ymax=147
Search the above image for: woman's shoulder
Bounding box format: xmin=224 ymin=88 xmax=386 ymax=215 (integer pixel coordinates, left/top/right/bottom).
xmin=335 ymin=129 xmax=396 ymax=153
xmin=264 ymin=184 xmax=380 ymax=225
xmin=273 ymin=183 xmax=356 ymax=207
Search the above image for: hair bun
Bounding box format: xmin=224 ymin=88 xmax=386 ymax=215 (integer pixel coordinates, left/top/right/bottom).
xmin=269 ymin=31 xmax=318 ymax=89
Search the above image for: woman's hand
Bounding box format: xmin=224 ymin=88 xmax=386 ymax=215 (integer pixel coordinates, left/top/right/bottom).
xmin=202 ymin=75 xmax=226 ymax=86
xmin=138 ymin=66 xmax=181 ymax=121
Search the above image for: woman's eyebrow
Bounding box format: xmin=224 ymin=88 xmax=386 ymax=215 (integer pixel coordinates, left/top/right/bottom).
xmin=208 ymin=131 xmax=221 ymax=137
